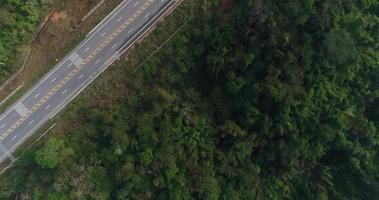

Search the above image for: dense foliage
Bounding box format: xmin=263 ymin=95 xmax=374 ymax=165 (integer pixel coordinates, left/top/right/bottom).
xmin=1 ymin=0 xmax=379 ymax=199
xmin=0 ymin=0 xmax=47 ymax=82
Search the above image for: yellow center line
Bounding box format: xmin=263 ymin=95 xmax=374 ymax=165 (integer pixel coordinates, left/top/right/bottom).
xmin=0 ymin=0 xmax=154 ymax=141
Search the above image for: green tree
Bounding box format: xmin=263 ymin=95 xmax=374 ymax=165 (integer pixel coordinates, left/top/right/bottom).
xmin=35 ymin=137 xmax=71 ymax=169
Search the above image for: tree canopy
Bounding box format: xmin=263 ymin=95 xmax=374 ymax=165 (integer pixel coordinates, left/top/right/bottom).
xmin=0 ymin=0 xmax=379 ymax=199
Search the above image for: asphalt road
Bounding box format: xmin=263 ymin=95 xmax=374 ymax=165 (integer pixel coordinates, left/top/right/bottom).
xmin=0 ymin=0 xmax=178 ymax=161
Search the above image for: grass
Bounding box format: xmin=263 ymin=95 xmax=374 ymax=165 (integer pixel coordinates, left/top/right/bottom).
xmin=51 ymin=0 xmax=193 ymax=134
xmin=53 ymin=0 xmax=64 ymax=10
xmin=0 ymin=0 xmax=122 ymax=113
xmin=0 ymin=0 xmax=122 ymax=167
xmin=0 ymin=0 xmax=193 ymax=169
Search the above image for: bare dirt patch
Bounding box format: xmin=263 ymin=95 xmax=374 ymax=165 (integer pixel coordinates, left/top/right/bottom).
xmin=51 ymin=10 xmax=68 ymax=23
xmin=0 ymin=0 xmax=122 ymax=110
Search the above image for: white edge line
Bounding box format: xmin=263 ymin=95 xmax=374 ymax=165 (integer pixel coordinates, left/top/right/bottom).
xmin=0 ymin=0 xmax=133 ymax=122
xmin=0 ymin=0 xmax=178 ymax=162
xmin=48 ymin=0 xmax=177 ymax=120
xmin=116 ymin=0 xmax=175 ymax=55
xmin=86 ymin=0 xmax=132 ymax=37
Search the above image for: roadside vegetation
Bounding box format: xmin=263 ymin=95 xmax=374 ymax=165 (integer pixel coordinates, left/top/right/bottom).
xmin=0 ymin=0 xmax=121 ymax=112
xmin=0 ymin=0 xmax=48 ymax=83
xmin=1 ymin=0 xmax=379 ymax=199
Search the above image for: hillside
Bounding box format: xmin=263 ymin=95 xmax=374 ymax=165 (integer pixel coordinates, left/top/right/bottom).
xmin=0 ymin=0 xmax=379 ymax=199
xmin=0 ymin=0 xmax=48 ymax=83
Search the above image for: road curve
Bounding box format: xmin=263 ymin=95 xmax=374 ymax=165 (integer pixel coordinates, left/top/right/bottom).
xmin=0 ymin=0 xmax=179 ymax=162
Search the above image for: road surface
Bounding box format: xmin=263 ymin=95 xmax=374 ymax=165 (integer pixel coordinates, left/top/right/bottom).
xmin=0 ymin=0 xmax=179 ymax=162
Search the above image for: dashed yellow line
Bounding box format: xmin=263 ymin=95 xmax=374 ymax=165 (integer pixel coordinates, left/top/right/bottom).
xmin=0 ymin=0 xmax=154 ymax=141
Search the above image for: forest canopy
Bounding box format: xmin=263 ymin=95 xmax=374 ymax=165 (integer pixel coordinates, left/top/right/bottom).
xmin=0 ymin=0 xmax=379 ymax=199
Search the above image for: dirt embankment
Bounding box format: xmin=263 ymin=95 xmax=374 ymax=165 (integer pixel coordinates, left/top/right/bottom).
xmin=0 ymin=0 xmax=121 ymax=103
xmin=50 ymin=10 xmax=68 ymax=22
